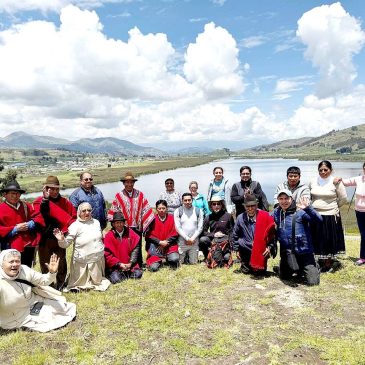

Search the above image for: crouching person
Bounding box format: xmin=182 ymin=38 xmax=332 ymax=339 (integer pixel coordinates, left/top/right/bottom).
xmin=233 ymin=194 xmax=276 ymax=274
xmin=273 ymin=190 xmax=321 ymax=286
xmin=104 ymin=212 xmax=142 ymax=283
xmin=0 ymin=249 xmax=76 ymax=332
xmin=145 ymin=200 xmax=179 ymax=272
xmin=206 ymin=232 xmax=233 ymax=269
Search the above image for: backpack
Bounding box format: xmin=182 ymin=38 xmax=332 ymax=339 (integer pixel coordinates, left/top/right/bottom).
xmin=206 ymin=235 xmax=233 ymax=269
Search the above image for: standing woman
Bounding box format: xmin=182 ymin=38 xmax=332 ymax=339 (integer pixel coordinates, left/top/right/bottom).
xmin=54 ymin=202 xmax=111 ymax=292
xmin=335 ymin=162 xmax=365 ymax=266
xmin=231 ymin=165 xmax=269 ymax=217
xmin=159 ymin=178 xmax=182 ymax=214
xmin=207 ymin=167 xmax=233 ymax=213
xmin=309 ymin=160 xmax=347 ymax=272
xmin=189 ymin=181 xmax=210 ymax=217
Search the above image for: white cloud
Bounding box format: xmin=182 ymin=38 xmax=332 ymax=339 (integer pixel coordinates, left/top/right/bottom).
xmin=240 ymin=35 xmax=267 ymax=48
xmin=297 ymin=2 xmax=365 ymax=98
xmin=184 ymin=22 xmax=244 ymax=100
xmin=211 ymin=0 xmax=226 ymax=6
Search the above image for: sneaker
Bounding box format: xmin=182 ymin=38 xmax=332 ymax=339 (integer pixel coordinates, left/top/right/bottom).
xmin=354 ymin=258 xmax=365 ymax=266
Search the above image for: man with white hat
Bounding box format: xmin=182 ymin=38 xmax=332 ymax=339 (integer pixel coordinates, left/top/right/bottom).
xmin=272 ymin=189 xmax=321 ymax=285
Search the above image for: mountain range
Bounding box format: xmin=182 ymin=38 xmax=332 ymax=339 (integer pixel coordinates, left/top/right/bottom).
xmin=0 ymin=132 xmax=166 ymax=156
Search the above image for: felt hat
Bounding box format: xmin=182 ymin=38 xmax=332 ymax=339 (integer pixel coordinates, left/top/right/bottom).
xmin=277 ymin=189 xmax=293 ymax=198
xmin=120 ymin=172 xmax=138 ymax=182
xmin=243 ymin=194 xmax=258 ymax=206
xmin=111 ymin=212 xmax=126 ymax=222
xmin=0 ymin=180 xmax=26 ymax=194
xmin=43 ymin=175 xmax=62 ymax=188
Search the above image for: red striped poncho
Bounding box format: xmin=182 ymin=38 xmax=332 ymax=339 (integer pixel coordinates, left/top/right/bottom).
xmin=108 ymin=189 xmax=154 ymax=232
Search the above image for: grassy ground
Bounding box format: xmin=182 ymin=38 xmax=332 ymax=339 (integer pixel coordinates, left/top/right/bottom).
xmin=6 ymin=156 xmax=217 ymax=193
xmin=0 ymin=236 xmax=364 ymax=365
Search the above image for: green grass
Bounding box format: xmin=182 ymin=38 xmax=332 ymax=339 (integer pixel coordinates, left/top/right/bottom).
xmin=0 ymin=237 xmax=364 ymax=364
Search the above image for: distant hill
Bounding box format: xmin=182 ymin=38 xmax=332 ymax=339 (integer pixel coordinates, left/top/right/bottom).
xmin=0 ymin=132 xmax=166 ymax=156
xmin=242 ymin=124 xmax=365 ymax=158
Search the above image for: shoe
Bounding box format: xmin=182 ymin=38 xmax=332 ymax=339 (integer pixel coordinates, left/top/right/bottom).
xmin=354 ymin=258 xmax=365 ymax=266
xmin=240 ymin=263 xmax=250 ymax=274
xmin=273 ymin=266 xmax=279 ymax=275
xmin=327 ymin=261 xmax=342 ymax=273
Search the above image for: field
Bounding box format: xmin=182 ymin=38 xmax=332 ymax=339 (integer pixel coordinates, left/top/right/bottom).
xmin=0 ymin=236 xmax=364 ymax=365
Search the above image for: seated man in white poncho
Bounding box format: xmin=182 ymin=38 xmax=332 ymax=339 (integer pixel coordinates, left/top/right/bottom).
xmin=0 ymin=249 xmax=76 ymax=332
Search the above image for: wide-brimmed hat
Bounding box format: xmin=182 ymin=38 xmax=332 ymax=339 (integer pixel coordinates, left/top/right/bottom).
xmin=110 ymin=212 xmax=126 ymax=222
xmin=243 ymin=194 xmax=258 ymax=206
xmin=209 ymin=195 xmax=224 ymax=203
xmin=43 ymin=175 xmax=62 ymax=188
xmin=277 ymin=189 xmax=292 ymax=198
xmin=120 ymin=171 xmax=138 ymax=182
xmin=0 ymin=180 xmax=26 ymax=194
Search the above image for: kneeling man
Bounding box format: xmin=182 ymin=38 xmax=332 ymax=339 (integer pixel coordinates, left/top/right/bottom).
xmin=233 ymin=194 xmax=276 ymax=273
xmin=273 ymin=189 xmax=321 ymax=286
xmin=104 ymin=212 xmax=143 ymax=283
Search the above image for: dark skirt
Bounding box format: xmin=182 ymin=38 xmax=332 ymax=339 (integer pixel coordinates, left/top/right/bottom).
xmin=311 ymin=213 xmax=345 ymax=257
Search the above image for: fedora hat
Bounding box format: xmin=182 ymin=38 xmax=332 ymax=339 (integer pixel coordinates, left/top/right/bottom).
xmin=0 ymin=180 xmax=26 ymax=194
xmin=120 ymin=171 xmax=138 ymax=182
xmin=111 ymin=212 xmax=126 ymax=222
xmin=243 ymin=193 xmax=258 ymax=206
xmin=43 ymin=175 xmax=62 ymax=188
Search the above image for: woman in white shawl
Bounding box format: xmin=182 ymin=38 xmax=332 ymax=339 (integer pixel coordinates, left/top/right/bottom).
xmin=0 ymin=249 xmax=76 ymax=332
xmin=54 ymin=202 xmax=110 ymax=292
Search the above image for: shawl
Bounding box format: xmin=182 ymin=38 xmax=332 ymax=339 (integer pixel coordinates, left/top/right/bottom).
xmin=249 ymin=210 xmax=275 ymax=270
xmin=104 ymin=228 xmax=140 ymax=269
xmin=108 ymin=189 xmax=154 ymax=232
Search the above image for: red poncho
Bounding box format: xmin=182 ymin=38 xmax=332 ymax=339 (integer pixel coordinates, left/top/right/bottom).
xmin=33 ymin=196 xmax=76 ymax=234
xmin=250 ymin=210 xmax=275 ymax=270
xmin=145 ymin=214 xmax=178 ymax=266
xmin=108 ymin=189 xmax=154 ymax=233
xmin=104 ymin=227 xmax=140 ymax=270
xmin=0 ymin=201 xmax=44 ymax=252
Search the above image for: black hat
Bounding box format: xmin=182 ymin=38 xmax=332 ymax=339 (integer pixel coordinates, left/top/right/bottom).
xmin=243 ymin=193 xmax=257 ymax=206
xmin=0 ymin=180 xmax=26 ymax=194
xmin=111 ymin=212 xmax=126 ymax=223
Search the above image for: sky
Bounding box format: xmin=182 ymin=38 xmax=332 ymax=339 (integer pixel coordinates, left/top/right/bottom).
xmin=0 ymin=0 xmax=364 ymax=149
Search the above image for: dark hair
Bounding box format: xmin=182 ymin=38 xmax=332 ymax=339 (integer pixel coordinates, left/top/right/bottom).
xmin=318 ymin=160 xmax=332 ymax=171
xmin=155 ymin=199 xmax=168 ymax=208
xmin=165 ymin=178 xmax=174 ymax=184
xmin=287 ymin=166 xmax=301 ymax=176
xmin=182 ymin=192 xmax=193 ymax=199
xmin=213 ymin=166 xmax=224 ymax=174
xmin=239 ymin=166 xmax=251 ymax=174
xmin=80 ymin=172 xmax=92 ymax=180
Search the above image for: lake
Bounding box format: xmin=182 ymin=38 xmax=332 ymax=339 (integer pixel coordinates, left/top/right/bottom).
xmin=26 ymin=158 xmax=362 ymax=204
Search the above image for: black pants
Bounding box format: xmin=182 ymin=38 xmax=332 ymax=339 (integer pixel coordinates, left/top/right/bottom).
xmin=130 ymin=227 xmax=143 ymax=266
xmin=280 ymin=251 xmax=320 ymax=286
xmin=107 ymin=268 xmax=143 ymax=284
xmin=149 ymin=252 xmax=180 ymax=272
xmin=38 ymin=237 xmax=67 ymax=289
xmin=21 ymin=247 xmax=36 ymax=268
xmin=199 ymin=236 xmax=212 ymax=259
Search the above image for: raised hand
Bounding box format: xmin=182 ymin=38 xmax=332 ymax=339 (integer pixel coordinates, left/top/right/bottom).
xmin=297 ymin=196 xmax=310 ymax=210
xmin=53 ymin=228 xmax=65 ymax=241
xmin=45 ymin=253 xmax=60 ymax=274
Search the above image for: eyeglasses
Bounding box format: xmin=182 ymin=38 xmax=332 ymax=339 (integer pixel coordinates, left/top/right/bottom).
xmin=81 ymin=209 xmax=92 ymax=213
xmin=211 ymin=202 xmax=222 ymax=206
xmin=319 ymin=169 xmax=329 ymax=173
xmin=83 ymin=178 xmax=93 ymax=181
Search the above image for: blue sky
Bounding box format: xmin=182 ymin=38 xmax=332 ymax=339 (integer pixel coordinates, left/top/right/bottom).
xmin=0 ymin=0 xmax=364 ymax=149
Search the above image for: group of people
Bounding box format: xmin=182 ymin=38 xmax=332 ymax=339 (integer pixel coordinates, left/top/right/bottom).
xmin=0 ymin=160 xmax=364 ymax=332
